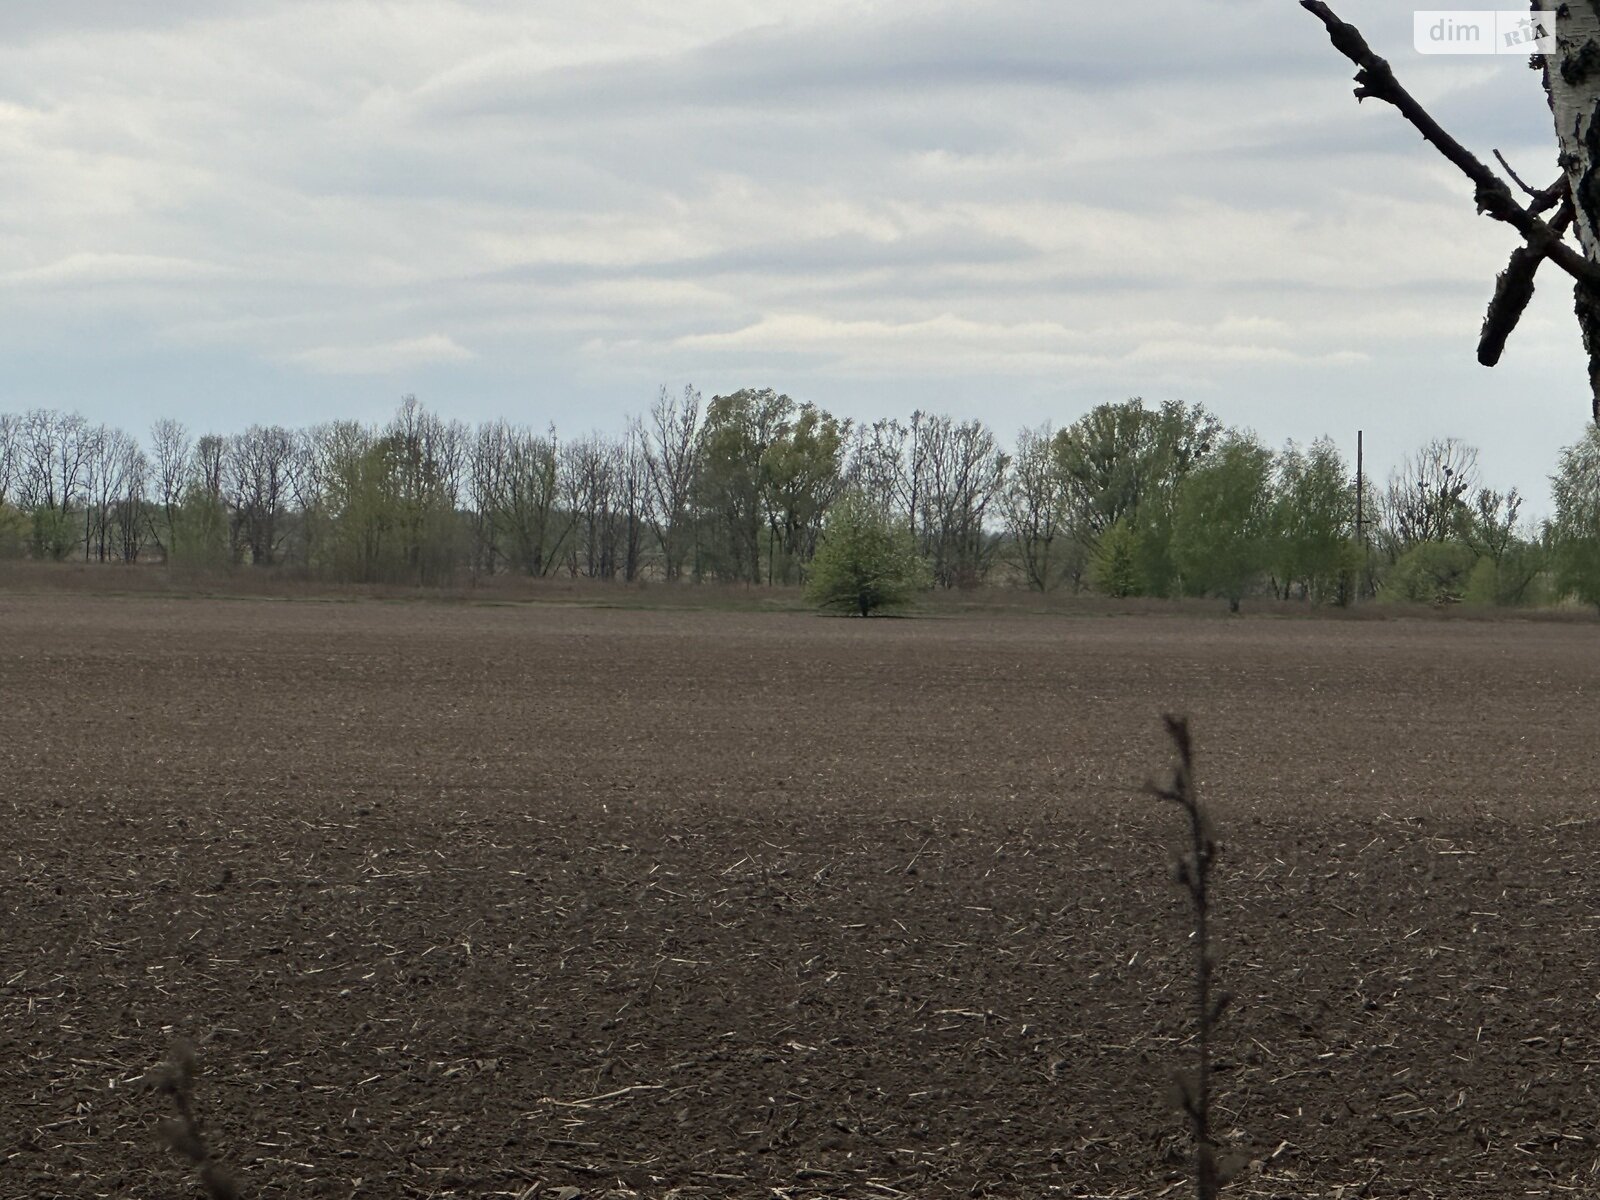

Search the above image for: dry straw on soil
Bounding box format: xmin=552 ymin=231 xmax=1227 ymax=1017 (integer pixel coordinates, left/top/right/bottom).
xmin=7 ymin=593 xmax=1600 ymax=1197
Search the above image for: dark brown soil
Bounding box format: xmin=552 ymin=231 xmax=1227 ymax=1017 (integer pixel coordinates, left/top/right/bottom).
xmin=2 ymin=593 xmax=1599 ymax=1199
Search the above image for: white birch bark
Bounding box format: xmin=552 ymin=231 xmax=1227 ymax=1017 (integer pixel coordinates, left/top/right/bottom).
xmin=1543 ymin=4 xmax=1600 ymax=256
xmin=1542 ymin=2 xmax=1600 ymax=410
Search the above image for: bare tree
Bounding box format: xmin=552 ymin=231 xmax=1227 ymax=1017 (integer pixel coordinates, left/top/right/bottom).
xmin=112 ymin=436 xmax=149 ymax=563
xmin=1378 ymin=438 xmax=1480 ymax=560
xmin=227 ymin=425 xmax=298 ymax=566
xmin=1303 ymin=3 xmax=1600 ymax=415
xmin=1001 ymin=423 xmax=1073 ymax=591
xmin=845 ymin=412 xmax=943 ymax=544
xmin=82 ymin=425 xmax=134 ymax=562
xmin=913 ymin=414 xmax=1008 ymax=588
xmin=384 ymin=397 xmax=467 ymax=582
xmin=14 ymin=410 xmax=94 ymax=558
xmin=903 ymin=413 xmax=932 ymax=543
xmin=468 ymin=419 xmax=511 ymax=577
xmin=1467 ymin=487 xmax=1522 ymax=566
xmin=560 ymin=433 xmax=619 ymax=579
xmin=14 ymin=410 xmax=54 ymax=512
xmin=644 ymin=385 xmax=701 ymax=581
xmin=0 ymin=412 xmax=18 ymax=508
xmin=147 ymin=418 xmax=192 ymax=558
xmin=845 ymin=418 xmax=911 ymax=519
xmin=616 ymin=418 xmax=652 ymax=582
xmin=82 ymin=425 xmax=152 ymax=563
xmin=193 ymin=435 xmax=226 ymax=501
xmin=17 ymin=409 xmax=92 ymax=517
xmin=475 ymin=421 xmax=572 ymax=577
xmin=285 ymin=426 xmax=325 ymax=566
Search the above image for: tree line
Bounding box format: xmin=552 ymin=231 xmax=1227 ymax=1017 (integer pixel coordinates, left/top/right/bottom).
xmin=3 ymin=389 xmax=1600 ymax=609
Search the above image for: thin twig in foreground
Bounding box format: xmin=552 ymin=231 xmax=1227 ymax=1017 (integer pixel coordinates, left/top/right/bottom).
xmin=1145 ymin=715 xmax=1232 ymax=1200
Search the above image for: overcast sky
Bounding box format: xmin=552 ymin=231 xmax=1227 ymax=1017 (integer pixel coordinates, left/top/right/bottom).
xmin=0 ymin=1 xmax=1585 ymax=514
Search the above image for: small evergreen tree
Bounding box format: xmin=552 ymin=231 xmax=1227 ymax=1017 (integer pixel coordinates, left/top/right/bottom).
xmin=804 ymin=491 xmax=929 ymax=616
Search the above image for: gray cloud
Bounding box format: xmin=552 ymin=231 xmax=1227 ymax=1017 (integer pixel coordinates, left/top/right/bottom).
xmin=0 ymin=0 xmax=1585 ymax=511
xmin=414 ymin=0 xmax=1339 ymax=123
xmin=0 ymin=1 xmax=261 ymax=40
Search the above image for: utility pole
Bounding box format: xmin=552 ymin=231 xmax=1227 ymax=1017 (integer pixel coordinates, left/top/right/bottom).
xmin=1355 ymin=430 xmax=1367 ymax=601
xmin=1355 ymin=430 xmax=1363 ymax=542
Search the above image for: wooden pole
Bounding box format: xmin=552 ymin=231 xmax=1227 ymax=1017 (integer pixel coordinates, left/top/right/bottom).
xmin=1355 ymin=430 xmax=1363 ymax=541
xmin=1355 ymin=430 xmax=1365 ymax=600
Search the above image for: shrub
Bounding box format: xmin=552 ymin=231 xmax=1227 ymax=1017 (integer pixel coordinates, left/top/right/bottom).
xmin=1463 ymin=544 xmax=1548 ymax=607
xmin=804 ymin=491 xmax=930 ymax=616
xmin=0 ymin=501 xmax=27 ymax=559
xmin=1380 ymin=540 xmax=1476 ymax=605
xmin=29 ymin=506 xmax=76 ymax=560
xmin=1551 ymin=530 xmax=1600 ymax=613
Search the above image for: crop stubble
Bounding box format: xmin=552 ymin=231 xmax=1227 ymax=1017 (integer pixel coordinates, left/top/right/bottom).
xmin=1 ymin=594 xmax=1598 ymax=1198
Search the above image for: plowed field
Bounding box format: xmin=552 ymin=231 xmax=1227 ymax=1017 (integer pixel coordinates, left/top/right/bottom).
xmin=3 ymin=593 xmax=1599 ymax=1199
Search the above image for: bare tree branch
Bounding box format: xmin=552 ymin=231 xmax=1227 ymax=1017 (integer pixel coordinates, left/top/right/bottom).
xmin=1301 ymin=1 xmax=1600 ymax=291
xmin=1480 ymin=198 xmax=1577 ymax=367
xmin=1526 ymin=174 xmax=1569 ymax=221
xmin=1493 ymin=149 xmax=1542 ymax=200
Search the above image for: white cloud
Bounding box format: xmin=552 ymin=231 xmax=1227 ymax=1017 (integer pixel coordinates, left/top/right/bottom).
xmin=286 ymin=334 xmax=475 ymax=375
xmin=0 ymin=252 xmax=225 ymax=286
xmin=0 ymin=0 xmax=1581 ymax=507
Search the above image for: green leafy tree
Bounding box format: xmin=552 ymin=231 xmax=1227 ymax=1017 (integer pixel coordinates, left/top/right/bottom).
xmin=696 ymin=388 xmax=793 ymax=583
xmin=305 ymin=421 xmax=390 ymax=581
xmin=805 ymin=490 xmax=930 ymax=616
xmin=1090 ymin=517 xmax=1143 ymax=597
xmin=1272 ymin=437 xmax=1359 ymax=603
xmin=1550 ymin=424 xmax=1600 ymax=611
xmin=1172 ymin=435 xmax=1275 ymax=612
xmin=1000 ymin=422 xmax=1075 ymax=591
xmin=760 ymin=402 xmax=849 ymax=584
xmin=1056 ymin=398 xmax=1221 ymax=596
xmin=167 ymin=434 xmax=233 ymax=567
xmin=1462 ymin=487 xmax=1545 ymax=606
xmin=693 ymin=389 xmax=850 ymax=585
xmin=168 ymin=483 xmax=231 ymax=569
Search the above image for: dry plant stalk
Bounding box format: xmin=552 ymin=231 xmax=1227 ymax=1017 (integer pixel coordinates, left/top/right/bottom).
xmin=1146 ymin=715 xmax=1232 ymax=1200
xmin=149 ymin=1039 xmax=241 ymax=1200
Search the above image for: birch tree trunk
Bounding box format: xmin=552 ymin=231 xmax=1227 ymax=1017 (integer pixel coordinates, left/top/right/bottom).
xmin=1543 ymin=2 xmax=1600 ymax=410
